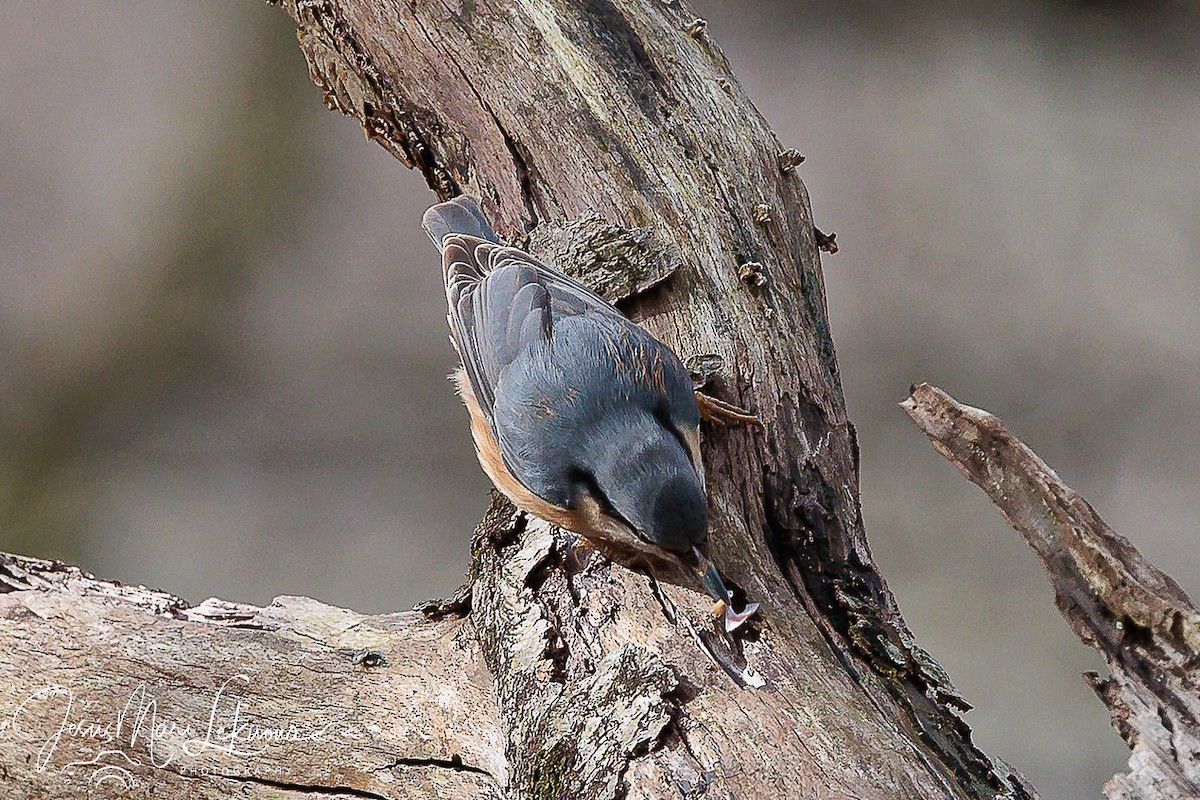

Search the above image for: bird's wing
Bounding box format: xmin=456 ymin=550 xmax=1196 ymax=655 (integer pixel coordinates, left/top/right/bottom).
xmin=428 ymin=197 xmax=703 ymax=505
xmin=441 ymin=233 xmax=625 ymax=430
xmin=490 ymin=312 xmax=703 ymax=509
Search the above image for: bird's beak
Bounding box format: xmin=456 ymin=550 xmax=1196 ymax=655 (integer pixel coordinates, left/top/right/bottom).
xmin=692 ymin=548 xmax=759 ymax=631
xmin=694 ymin=548 xmax=731 ymax=604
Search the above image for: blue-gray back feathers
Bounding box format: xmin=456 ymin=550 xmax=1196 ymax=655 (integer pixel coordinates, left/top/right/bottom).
xmin=425 ymin=196 xmax=706 ymax=553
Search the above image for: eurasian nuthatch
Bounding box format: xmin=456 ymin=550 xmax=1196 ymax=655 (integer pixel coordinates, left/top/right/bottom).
xmin=423 ymin=196 xmax=759 ymax=631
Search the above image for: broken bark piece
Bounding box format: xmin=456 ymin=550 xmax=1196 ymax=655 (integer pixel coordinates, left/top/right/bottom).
xmin=777 ymin=148 xmax=806 ymax=173
xmin=522 ymin=212 xmax=680 ymax=304
xmin=685 ymin=353 xmax=725 ymax=390
xmin=737 ymin=260 xmax=767 ymax=287
xmin=814 ymin=227 xmax=838 ymax=254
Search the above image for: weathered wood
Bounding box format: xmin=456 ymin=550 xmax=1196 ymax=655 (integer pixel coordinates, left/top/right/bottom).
xmin=0 ymin=2 xmax=1048 ymax=798
xmin=0 ymin=553 xmax=506 ymax=799
xmin=903 ymin=383 xmax=1200 ymax=800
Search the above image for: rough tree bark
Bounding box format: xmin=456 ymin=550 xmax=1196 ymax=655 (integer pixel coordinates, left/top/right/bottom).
xmin=1 ymin=3 xmax=1193 ymax=799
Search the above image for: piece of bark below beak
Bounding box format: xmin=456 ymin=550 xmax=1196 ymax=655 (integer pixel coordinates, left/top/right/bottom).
xmin=712 ymin=599 xmax=761 ymax=632
xmin=694 ymin=548 xmax=759 ymax=631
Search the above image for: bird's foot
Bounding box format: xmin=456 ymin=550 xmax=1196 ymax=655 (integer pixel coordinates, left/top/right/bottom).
xmin=695 ymin=391 xmax=762 ymax=428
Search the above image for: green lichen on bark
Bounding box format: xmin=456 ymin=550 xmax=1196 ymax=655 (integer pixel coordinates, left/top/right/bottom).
xmin=528 ymin=739 xmax=576 ymax=800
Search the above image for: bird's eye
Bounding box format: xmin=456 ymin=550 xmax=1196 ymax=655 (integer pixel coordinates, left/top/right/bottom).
xmin=568 ymin=466 xmax=637 ymax=532
xmin=652 ymin=403 xmax=694 ymax=462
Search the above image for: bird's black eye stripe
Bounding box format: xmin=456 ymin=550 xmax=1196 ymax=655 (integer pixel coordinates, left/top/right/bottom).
xmin=568 ymin=466 xmax=637 ymax=531
xmin=652 ymin=403 xmax=694 ymax=461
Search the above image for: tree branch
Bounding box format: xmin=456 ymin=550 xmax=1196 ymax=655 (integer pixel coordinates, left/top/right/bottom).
xmin=902 ymin=382 xmax=1200 ymax=800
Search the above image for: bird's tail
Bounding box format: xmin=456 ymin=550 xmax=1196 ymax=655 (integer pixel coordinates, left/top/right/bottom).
xmin=422 ymin=196 xmax=500 ymax=246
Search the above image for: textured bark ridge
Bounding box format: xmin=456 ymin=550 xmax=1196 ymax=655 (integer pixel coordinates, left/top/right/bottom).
xmin=903 ymin=384 xmax=1200 ymax=800
xmin=1 ymin=2 xmax=1190 ymax=798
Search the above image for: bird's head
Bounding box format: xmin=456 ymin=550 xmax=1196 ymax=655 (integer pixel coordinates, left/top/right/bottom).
xmin=570 ymin=413 xmax=708 ymax=557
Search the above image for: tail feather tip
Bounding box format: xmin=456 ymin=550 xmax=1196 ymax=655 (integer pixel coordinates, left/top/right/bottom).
xmin=422 ymin=196 xmax=499 ymax=246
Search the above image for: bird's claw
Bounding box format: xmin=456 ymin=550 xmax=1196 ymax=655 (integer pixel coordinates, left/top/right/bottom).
xmin=695 ymin=391 xmax=762 ymax=428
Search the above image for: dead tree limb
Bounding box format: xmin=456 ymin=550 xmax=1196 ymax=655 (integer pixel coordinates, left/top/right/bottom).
xmin=0 ymin=3 xmax=1056 ymax=798
xmin=903 ymin=383 xmax=1200 ymax=800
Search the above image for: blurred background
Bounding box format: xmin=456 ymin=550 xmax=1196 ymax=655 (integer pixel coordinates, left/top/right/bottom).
xmin=1 ymin=1 xmax=1196 ymax=796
